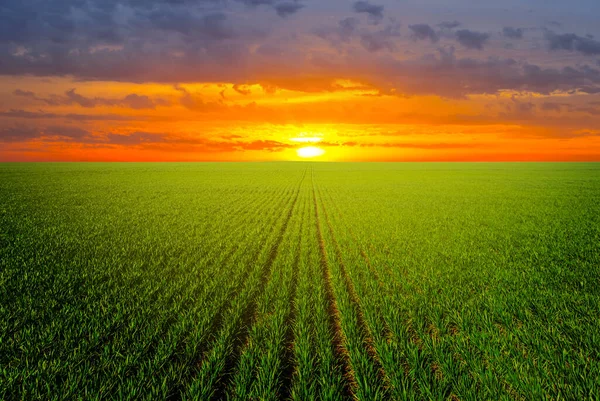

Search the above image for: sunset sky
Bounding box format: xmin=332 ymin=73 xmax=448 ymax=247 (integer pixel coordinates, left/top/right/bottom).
xmin=1 ymin=0 xmax=600 ymax=161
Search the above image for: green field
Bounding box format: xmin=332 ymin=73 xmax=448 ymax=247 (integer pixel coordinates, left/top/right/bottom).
xmin=1 ymin=162 xmax=599 ymax=400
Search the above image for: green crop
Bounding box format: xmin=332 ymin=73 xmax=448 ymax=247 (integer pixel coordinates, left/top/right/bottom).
xmin=1 ymin=162 xmax=599 ymax=400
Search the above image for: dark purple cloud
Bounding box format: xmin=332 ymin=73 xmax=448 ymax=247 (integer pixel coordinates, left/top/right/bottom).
xmin=0 ymin=124 xmax=94 ymax=143
xmin=438 ymin=21 xmax=461 ymax=30
xmin=13 ymin=89 xmax=169 ymax=109
xmin=274 ymin=2 xmax=304 ymax=17
xmin=409 ymin=24 xmax=439 ymax=43
xmin=455 ymin=29 xmax=490 ymax=50
xmin=0 ymin=126 xmax=40 ymax=142
xmin=545 ymin=31 xmax=600 ymax=56
xmin=316 ymin=17 xmax=400 ymax=53
xmin=502 ymin=27 xmax=524 ymax=39
xmin=0 ymin=0 xmax=599 ymax=102
xmin=373 ymin=47 xmax=600 ymax=98
xmin=0 ymin=125 xmax=171 ymax=145
xmin=540 ymin=102 xmax=600 ymax=115
xmin=359 ymin=22 xmax=402 ymax=52
xmin=12 ymin=89 xmax=36 ymax=98
xmin=353 ymin=1 xmax=384 ymax=23
xmin=0 ymin=109 xmax=147 ymax=121
xmin=0 ymin=123 xmax=298 ymax=152
xmin=106 ymin=131 xmax=169 ymax=145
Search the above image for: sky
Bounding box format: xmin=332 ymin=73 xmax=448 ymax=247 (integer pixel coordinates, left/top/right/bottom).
xmin=1 ymin=0 xmax=600 ymax=161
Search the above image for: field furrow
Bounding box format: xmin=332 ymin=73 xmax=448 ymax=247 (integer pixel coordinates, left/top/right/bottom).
xmin=276 ymin=207 xmax=302 ymax=400
xmin=311 ymin=169 xmax=358 ymax=400
xmin=289 ymin=186 xmax=322 ymax=401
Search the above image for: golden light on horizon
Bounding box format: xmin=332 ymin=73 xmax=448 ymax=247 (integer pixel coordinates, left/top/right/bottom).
xmin=290 ymin=135 xmax=323 ymax=143
xmin=297 ymin=146 xmax=325 ymax=158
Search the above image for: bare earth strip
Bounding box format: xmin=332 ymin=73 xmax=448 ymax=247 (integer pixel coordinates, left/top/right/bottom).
xmin=278 ymin=189 xmax=305 ymax=400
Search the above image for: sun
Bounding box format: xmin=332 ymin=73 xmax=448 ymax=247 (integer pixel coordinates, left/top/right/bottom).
xmin=297 ymin=146 xmax=325 ymax=158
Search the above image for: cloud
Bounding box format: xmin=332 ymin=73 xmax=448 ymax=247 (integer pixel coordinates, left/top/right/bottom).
xmin=274 ymin=2 xmax=304 ymax=17
xmin=232 ymin=84 xmax=252 ymax=95
xmin=502 ymin=27 xmax=524 ymax=40
xmin=0 ymin=1 xmax=244 ymax=46
xmin=44 ymin=125 xmax=93 ymax=141
xmin=13 ymin=88 xmax=169 ymax=109
xmin=339 ymin=17 xmax=360 ymax=40
xmin=122 ymin=94 xmax=168 ymax=110
xmin=545 ymin=20 xmax=562 ymax=28
xmin=438 ymin=21 xmax=461 ymax=30
xmin=236 ymin=0 xmax=275 ymax=5
xmin=0 ymin=109 xmax=147 ymax=121
xmin=370 ymin=46 xmax=600 ymax=98
xmin=316 ymin=17 xmax=400 ymax=53
xmin=353 ymin=1 xmax=384 ymax=23
xmin=174 ymin=85 xmax=225 ymax=111
xmin=539 ymin=101 xmax=600 ymax=115
xmin=64 ymin=89 xmax=98 ymax=108
xmin=1 ymin=121 xmax=481 ymax=151
xmin=235 ymin=0 xmax=304 ymax=18
xmin=321 ymin=140 xmax=478 ymax=149
xmin=541 ymin=102 xmax=563 ymax=112
xmin=315 ymin=17 xmax=359 ymax=45
xmin=146 ymin=10 xmax=235 ymax=40
xmin=12 ymin=89 xmax=36 ymax=98
xmin=510 ymin=100 xmax=536 ymax=114
xmin=0 ymin=125 xmax=175 ymax=145
xmin=0 ymin=122 xmax=297 ymax=152
xmin=359 ymin=22 xmax=402 ymax=52
xmin=233 ymin=139 xmax=293 ymax=151
xmin=545 ymin=31 xmax=600 ymax=56
xmin=106 ymin=131 xmax=169 ymax=145
xmin=0 ymin=124 xmax=96 ymax=143
xmin=1 ymin=0 xmax=600 ymax=106
xmin=0 ymin=0 xmax=266 ymax=81
xmin=455 ymin=29 xmax=490 ymax=50
xmin=409 ymin=24 xmax=439 ymax=43
xmin=0 ymin=125 xmax=40 ymax=142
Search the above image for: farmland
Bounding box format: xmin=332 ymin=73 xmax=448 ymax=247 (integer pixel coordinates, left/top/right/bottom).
xmin=1 ymin=162 xmax=599 ymax=400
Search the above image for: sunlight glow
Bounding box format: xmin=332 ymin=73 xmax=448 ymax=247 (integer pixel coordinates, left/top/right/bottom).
xmin=290 ymin=137 xmax=323 ymax=143
xmin=297 ymin=146 xmax=325 ymax=158
xmin=291 ymin=132 xmax=324 ymax=143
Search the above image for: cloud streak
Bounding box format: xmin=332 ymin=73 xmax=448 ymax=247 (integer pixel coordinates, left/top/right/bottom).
xmin=0 ymin=124 xmax=298 ymax=153
xmin=13 ymin=89 xmax=170 ymax=109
